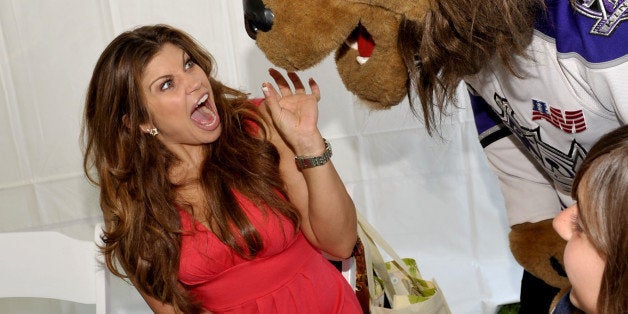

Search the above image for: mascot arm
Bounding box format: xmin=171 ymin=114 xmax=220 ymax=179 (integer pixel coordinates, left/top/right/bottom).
xmin=470 ymin=91 xmax=570 ymax=291
xmin=484 ymin=135 xmax=571 ymax=291
xmin=468 ymin=87 xmax=563 ymax=226
xmin=484 ymin=135 xmax=562 ymax=227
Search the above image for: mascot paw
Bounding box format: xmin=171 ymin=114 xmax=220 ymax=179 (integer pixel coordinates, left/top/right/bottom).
xmin=509 ymin=219 xmax=571 ymax=303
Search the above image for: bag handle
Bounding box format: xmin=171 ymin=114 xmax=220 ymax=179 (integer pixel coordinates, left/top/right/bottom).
xmin=358 ymin=211 xmax=452 ymax=314
xmin=358 ymin=220 xmax=393 ymax=308
xmin=357 ymin=211 xmax=422 ymax=278
xmin=358 ymin=210 xmax=437 ymax=309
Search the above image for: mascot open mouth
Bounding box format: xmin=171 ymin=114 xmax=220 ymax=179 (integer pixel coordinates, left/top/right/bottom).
xmin=346 ymin=24 xmax=375 ymax=65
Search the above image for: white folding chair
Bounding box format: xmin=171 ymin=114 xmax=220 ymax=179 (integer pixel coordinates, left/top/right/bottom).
xmin=0 ymin=224 xmax=109 ymax=314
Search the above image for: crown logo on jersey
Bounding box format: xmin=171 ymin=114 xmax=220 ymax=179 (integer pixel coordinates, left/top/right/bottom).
xmin=531 ymin=100 xmax=587 ymax=134
xmin=492 ymin=94 xmax=586 ymax=191
xmin=572 ymin=0 xmax=628 ymax=36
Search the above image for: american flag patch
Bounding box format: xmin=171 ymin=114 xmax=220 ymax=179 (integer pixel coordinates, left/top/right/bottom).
xmin=532 ymin=100 xmax=587 ymax=133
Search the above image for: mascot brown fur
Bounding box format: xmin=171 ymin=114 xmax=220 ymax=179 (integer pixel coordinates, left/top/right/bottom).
xmin=243 ymin=0 xmax=570 ymax=310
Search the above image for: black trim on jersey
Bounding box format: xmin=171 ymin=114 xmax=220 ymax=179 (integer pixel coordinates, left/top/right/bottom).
xmin=480 ymin=127 xmax=512 ymax=148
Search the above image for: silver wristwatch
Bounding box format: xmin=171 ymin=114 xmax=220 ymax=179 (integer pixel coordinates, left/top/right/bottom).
xmin=295 ymin=138 xmax=332 ymax=170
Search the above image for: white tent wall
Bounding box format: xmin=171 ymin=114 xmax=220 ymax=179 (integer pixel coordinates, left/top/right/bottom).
xmin=0 ymin=1 xmax=523 ymax=313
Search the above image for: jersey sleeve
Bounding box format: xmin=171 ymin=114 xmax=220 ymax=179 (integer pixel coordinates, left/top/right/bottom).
xmin=484 ymin=136 xmax=563 ymax=226
xmin=469 ymin=89 xmax=564 ymax=226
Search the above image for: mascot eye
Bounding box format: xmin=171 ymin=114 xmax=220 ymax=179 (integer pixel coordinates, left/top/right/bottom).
xmin=243 ymin=0 xmax=274 ymax=39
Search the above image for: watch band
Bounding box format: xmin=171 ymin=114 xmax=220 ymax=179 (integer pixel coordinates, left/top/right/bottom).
xmin=295 ymin=138 xmax=332 ymax=170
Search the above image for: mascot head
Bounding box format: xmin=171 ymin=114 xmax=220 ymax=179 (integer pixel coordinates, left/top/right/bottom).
xmin=243 ymin=0 xmax=429 ymax=109
xmin=243 ymin=0 xmax=540 ymax=131
xmin=243 ymin=0 xmax=571 ymax=308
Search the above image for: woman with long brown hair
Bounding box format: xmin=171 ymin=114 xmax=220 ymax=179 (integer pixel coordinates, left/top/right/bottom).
xmin=552 ymin=125 xmax=628 ymax=314
xmin=82 ymin=24 xmax=361 ymax=313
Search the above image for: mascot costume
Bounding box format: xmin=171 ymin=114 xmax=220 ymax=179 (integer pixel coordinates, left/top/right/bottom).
xmin=243 ymin=0 xmax=628 ymax=312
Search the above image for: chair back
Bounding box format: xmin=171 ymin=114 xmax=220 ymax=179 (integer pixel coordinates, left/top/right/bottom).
xmin=0 ymin=224 xmax=109 ymax=314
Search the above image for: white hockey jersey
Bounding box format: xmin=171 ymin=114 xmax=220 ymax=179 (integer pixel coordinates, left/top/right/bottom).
xmin=465 ymin=0 xmax=628 ymax=226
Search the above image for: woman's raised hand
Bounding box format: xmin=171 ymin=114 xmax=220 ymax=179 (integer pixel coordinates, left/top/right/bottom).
xmin=262 ymin=68 xmax=323 ymax=155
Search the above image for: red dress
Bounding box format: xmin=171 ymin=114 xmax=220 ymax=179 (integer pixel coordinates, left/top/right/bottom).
xmin=178 ymin=190 xmax=362 ymax=313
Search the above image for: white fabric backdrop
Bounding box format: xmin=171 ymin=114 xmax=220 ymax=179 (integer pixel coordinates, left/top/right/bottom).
xmin=0 ymin=1 xmax=522 ymax=313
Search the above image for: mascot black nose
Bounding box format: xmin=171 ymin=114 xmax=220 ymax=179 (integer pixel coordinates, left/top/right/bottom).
xmin=243 ymin=0 xmax=274 ymax=39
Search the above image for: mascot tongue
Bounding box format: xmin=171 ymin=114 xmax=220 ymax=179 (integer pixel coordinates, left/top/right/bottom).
xmin=357 ymin=26 xmax=375 ymax=58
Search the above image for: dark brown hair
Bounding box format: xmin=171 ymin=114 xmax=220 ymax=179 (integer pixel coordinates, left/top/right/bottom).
xmin=398 ymin=0 xmax=544 ymax=133
xmin=571 ymin=125 xmax=628 ymax=314
xmin=82 ymin=24 xmax=299 ymax=313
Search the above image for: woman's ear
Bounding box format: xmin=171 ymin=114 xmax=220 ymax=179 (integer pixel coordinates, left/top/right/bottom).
xmin=138 ymin=123 xmax=152 ymax=134
xmin=139 ymin=122 xmax=159 ymax=136
xmin=124 ymin=114 xmax=153 ymax=134
xmin=122 ymin=114 xmax=132 ymax=129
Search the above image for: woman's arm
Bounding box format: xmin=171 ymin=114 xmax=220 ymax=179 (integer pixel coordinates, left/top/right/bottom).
xmin=261 ymin=69 xmax=357 ymax=259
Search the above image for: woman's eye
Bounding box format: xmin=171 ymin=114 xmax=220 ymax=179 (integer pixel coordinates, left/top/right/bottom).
xmin=184 ymin=58 xmax=195 ymax=70
xmin=160 ymin=80 xmax=173 ymax=91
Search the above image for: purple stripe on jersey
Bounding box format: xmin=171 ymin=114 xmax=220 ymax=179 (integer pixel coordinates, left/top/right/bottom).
xmin=536 ymin=0 xmax=628 ymax=63
xmin=469 ymin=92 xmax=502 ymax=136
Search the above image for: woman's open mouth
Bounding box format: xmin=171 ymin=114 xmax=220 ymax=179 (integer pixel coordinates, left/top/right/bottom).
xmin=191 ymin=93 xmax=219 ymax=131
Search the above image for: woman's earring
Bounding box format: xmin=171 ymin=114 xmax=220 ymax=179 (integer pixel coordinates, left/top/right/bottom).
xmin=147 ymin=128 xmax=159 ymax=136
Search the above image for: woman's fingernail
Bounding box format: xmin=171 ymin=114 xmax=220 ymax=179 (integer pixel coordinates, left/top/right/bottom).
xmin=261 ymin=83 xmax=269 ymax=94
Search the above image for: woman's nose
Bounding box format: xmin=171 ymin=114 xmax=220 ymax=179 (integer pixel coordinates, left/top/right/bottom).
xmin=552 ymin=204 xmax=577 ymax=241
xmin=186 ymin=77 xmax=202 ymax=94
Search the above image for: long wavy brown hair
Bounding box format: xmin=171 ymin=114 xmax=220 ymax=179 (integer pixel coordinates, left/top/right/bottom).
xmin=82 ymin=24 xmax=300 ymax=313
xmin=572 ymin=125 xmax=628 ymax=314
xmin=398 ymin=0 xmax=544 ymax=133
